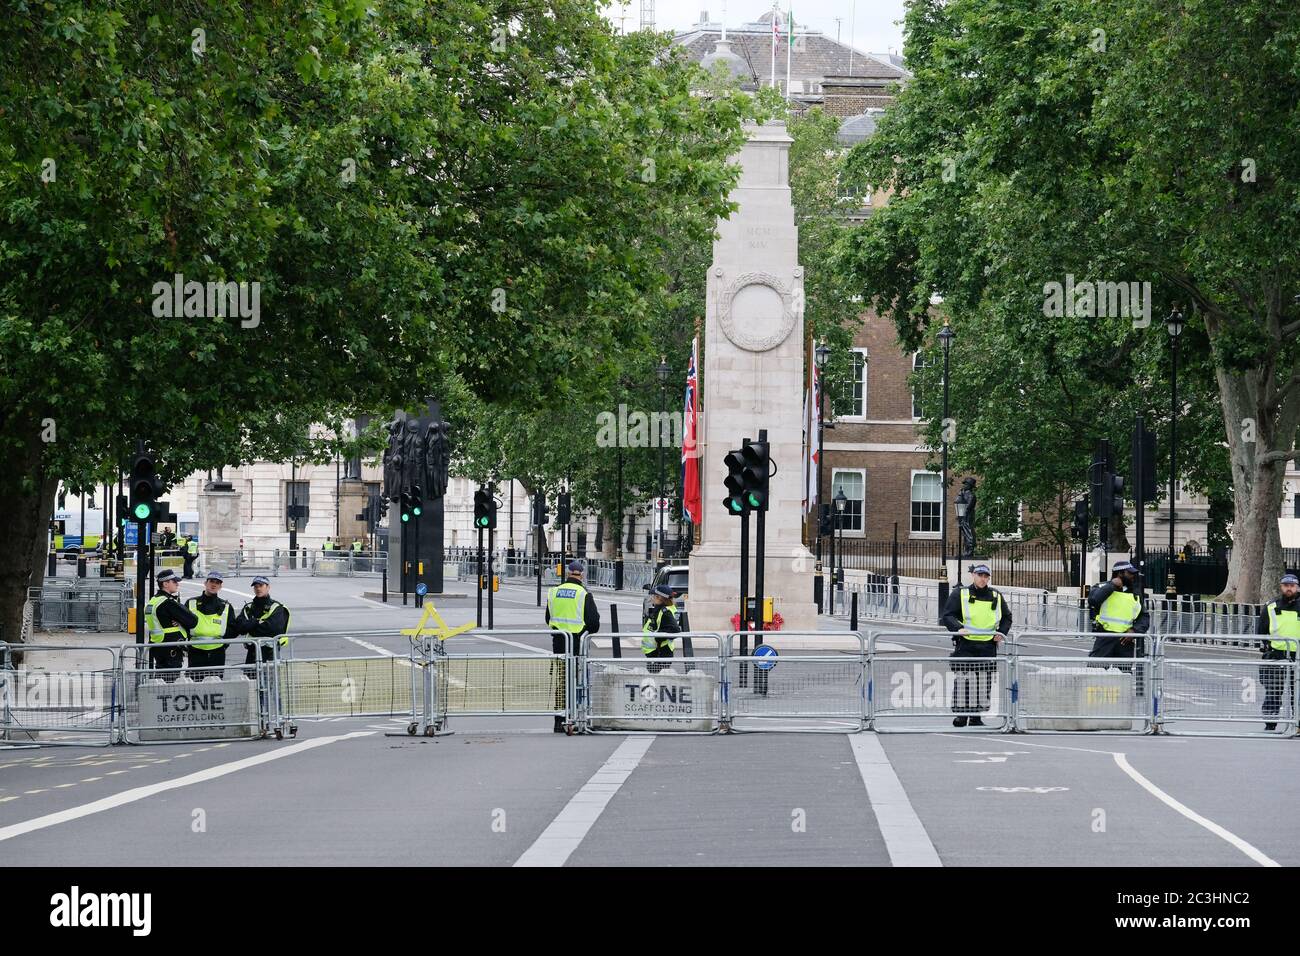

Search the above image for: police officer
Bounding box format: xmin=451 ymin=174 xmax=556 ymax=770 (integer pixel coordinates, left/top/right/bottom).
xmin=144 ymin=569 xmax=198 ymax=682
xmin=181 ymin=535 xmax=199 ymax=579
xmin=237 ymin=575 xmax=291 ymax=672
xmin=1255 ymin=572 xmax=1300 ymax=731
xmin=351 ymin=538 xmax=363 ymax=554
xmin=185 ymin=570 xmax=236 ymax=678
xmin=941 ymin=563 xmax=1012 ymax=726
xmin=642 ymin=584 xmax=680 ymax=673
xmin=544 ymin=559 xmax=600 ymax=732
xmin=322 ymin=536 xmax=335 ymax=553
xmin=1088 ymin=560 xmax=1149 ymax=658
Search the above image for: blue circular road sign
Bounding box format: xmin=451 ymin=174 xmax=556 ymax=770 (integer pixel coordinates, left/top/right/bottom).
xmin=753 ymin=643 xmax=778 ymax=671
xmin=415 ymin=583 xmax=428 ymax=598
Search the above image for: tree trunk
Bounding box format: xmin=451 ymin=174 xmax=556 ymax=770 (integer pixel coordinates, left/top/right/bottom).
xmin=0 ymin=431 xmax=59 ymax=646
xmin=1216 ymin=360 xmax=1300 ymax=604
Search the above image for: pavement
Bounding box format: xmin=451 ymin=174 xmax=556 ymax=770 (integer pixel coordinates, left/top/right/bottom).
xmin=3 ymin=571 xmax=1297 ymax=867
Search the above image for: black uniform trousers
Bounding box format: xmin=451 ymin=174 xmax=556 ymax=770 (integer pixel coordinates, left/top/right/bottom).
xmin=1260 ymin=648 xmax=1296 ymax=719
xmin=148 ymin=643 xmax=184 ymax=682
xmin=182 ymin=555 xmax=195 ymax=579
xmin=950 ymin=637 xmax=998 ymax=713
xmin=644 ymin=641 xmax=673 ymax=674
xmin=188 ymin=646 xmax=226 ymax=679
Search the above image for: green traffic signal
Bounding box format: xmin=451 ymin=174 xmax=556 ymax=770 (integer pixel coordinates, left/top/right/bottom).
xmin=133 ymin=502 xmax=152 ymax=520
xmin=401 ymin=512 xmax=410 ymax=523
xmin=413 ymin=505 xmax=423 ymax=516
xmin=746 ymin=492 xmax=763 ymax=508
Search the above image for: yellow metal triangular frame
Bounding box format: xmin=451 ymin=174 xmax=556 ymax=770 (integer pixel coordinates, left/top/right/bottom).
xmin=402 ymin=599 xmax=475 ymax=644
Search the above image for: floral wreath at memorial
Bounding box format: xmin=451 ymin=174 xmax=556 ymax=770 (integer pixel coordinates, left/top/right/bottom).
xmin=730 ymin=611 xmax=784 ymax=631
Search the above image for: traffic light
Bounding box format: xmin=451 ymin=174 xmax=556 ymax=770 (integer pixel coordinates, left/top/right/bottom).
xmin=399 ymin=491 xmax=413 ymax=523
xmin=532 ymin=491 xmax=549 ymax=526
xmin=474 ymin=487 xmax=491 ymax=528
xmin=1070 ymin=499 xmax=1089 ymax=540
xmin=818 ymin=503 xmax=833 ymax=537
xmin=128 ymin=452 xmax=164 ymax=522
xmin=1133 ymin=422 xmax=1159 ymax=502
xmin=723 ymin=448 xmax=747 ymax=514
xmin=1108 ymin=473 xmax=1125 ymax=519
xmin=740 ymin=439 xmax=771 ymax=510
xmin=557 ymin=492 xmax=571 ymax=525
xmin=409 ymin=485 xmax=423 ymax=518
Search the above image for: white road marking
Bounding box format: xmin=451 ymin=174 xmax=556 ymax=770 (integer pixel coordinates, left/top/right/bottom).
xmin=848 ymin=734 xmax=942 ymax=867
xmin=448 ymin=633 xmax=551 ymax=655
xmin=514 ymin=736 xmax=655 ymax=867
xmin=960 ymin=733 xmax=1278 ymax=866
xmin=1111 ymin=753 xmax=1279 ymax=867
xmin=0 ymin=731 xmax=374 ymax=844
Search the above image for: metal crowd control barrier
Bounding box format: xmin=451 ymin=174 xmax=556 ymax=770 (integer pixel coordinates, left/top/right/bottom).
xmin=312 ymin=551 xmax=387 ymax=577
xmin=1008 ymin=631 xmax=1155 ymax=734
xmin=119 ymin=638 xmax=278 ymax=744
xmin=1156 ymin=636 xmax=1297 ymax=737
xmin=28 ymin=584 xmax=131 ymax=632
xmin=579 ymin=632 xmax=723 ymax=734
xmin=723 ymin=631 xmax=868 ymax=733
xmin=867 ymin=630 xmax=1012 ymax=732
xmin=1 ymin=643 xmax=120 ymax=746
xmin=431 ymin=630 xmax=574 ymax=731
xmin=277 ymin=632 xmax=414 ymax=727
xmin=852 ymin=581 xmax=939 ymax=626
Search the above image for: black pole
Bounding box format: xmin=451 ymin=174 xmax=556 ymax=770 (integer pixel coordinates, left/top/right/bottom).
xmin=1134 ymin=413 xmax=1146 ymax=599
xmin=615 ymin=447 xmax=624 ymax=590
xmin=610 ymin=602 xmax=622 ymax=658
xmin=488 ymin=482 xmax=495 ymax=630
xmin=476 ymin=522 xmax=483 ymax=628
xmin=79 ymin=491 xmax=85 ymax=554
xmin=117 ymin=467 xmax=124 ymax=562
xmin=939 ymin=323 xmax=953 ymax=616
xmin=134 ymin=517 xmax=146 ymax=645
xmin=535 ymin=492 xmax=543 ymax=607
xmin=382 ymin=566 xmax=388 ymax=603
xmin=739 ymin=502 xmax=750 ymax=690
xmin=414 ymin=499 xmax=421 ymax=596
xmin=1169 ymin=331 xmax=1178 ymax=591
xmin=754 ymin=429 xmax=767 ymax=639
xmin=828 ymin=508 xmax=837 ymax=615
xmin=509 ymin=481 xmax=514 ymax=551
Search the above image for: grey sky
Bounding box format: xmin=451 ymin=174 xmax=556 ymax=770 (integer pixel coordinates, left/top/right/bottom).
xmin=602 ymin=0 xmax=909 ymax=58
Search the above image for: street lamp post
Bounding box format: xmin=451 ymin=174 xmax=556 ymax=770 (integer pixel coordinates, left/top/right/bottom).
xmin=814 ymin=342 xmax=831 ymax=567
xmin=1166 ymin=307 xmax=1185 ymax=598
xmin=955 ymin=496 xmax=968 ymax=588
xmin=937 ymin=321 xmax=956 ymax=604
xmin=656 ymin=356 xmax=671 ymax=565
xmin=834 ymin=487 xmax=847 ymax=612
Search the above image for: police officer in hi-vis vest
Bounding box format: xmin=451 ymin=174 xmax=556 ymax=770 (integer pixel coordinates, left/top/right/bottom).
xmin=1255 ymin=572 xmax=1300 ymax=731
xmin=1088 ymin=559 xmax=1150 ymax=658
xmin=145 ymin=569 xmax=198 ymax=682
xmin=545 ymin=559 xmax=600 ymax=733
xmin=237 ymin=575 xmax=291 ymax=671
xmin=642 ymin=585 xmax=681 ymax=674
xmin=941 ymin=563 xmax=1012 ymax=726
xmin=185 ymin=570 xmax=236 ymax=678
xmin=181 ymin=535 xmax=199 ymax=579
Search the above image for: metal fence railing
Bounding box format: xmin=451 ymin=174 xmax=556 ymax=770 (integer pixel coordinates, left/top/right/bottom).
xmin=27 ymin=583 xmax=132 ymax=633
xmin=4 ymin=626 xmax=1294 ymax=746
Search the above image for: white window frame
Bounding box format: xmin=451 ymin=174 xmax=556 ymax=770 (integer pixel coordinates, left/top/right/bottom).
xmin=831 ymin=468 xmax=866 ymax=535
xmin=911 ymin=352 xmax=929 ymax=421
xmin=910 ymin=469 xmax=942 ymax=538
xmin=838 ymin=348 xmax=869 ymax=421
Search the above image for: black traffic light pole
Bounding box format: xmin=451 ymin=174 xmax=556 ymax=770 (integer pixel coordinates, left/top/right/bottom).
xmin=738 ymin=494 xmax=751 ymax=690
xmin=487 ymin=481 xmax=496 ymax=630
xmin=534 ymin=490 xmax=544 ymax=607
xmin=753 ymin=429 xmax=768 ymax=640
xmin=476 ymin=518 xmax=484 ymax=628
xmin=1133 ymin=414 xmax=1146 ymax=600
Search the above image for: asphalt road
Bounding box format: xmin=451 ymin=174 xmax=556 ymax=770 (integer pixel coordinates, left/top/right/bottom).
xmin=3 ymin=572 xmax=1296 ymax=867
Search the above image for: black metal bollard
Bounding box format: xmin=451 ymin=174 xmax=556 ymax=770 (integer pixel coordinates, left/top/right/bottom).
xmin=381 ymin=567 xmax=388 ymax=603
xmin=850 ymin=591 xmax=859 ymax=632
xmin=609 ymin=602 xmax=621 ymax=658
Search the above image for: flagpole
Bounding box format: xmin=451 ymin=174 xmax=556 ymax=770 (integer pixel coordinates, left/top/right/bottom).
xmin=785 ymin=9 xmax=793 ymax=102
xmin=770 ymin=3 xmax=777 ymax=88
xmin=848 ymin=0 xmax=856 ymax=76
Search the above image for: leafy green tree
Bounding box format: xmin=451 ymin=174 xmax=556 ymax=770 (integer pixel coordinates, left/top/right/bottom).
xmin=836 ymin=0 xmax=1298 ymax=601
xmin=0 ymin=0 xmax=755 ymax=640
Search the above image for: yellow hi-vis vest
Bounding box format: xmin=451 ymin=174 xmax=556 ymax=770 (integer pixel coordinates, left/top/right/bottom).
xmin=145 ymin=594 xmax=186 ymax=644
xmin=1265 ymin=601 xmax=1300 ymax=653
xmin=352 ymin=541 xmax=362 ymax=553
xmin=185 ymin=598 xmax=231 ymax=651
xmin=547 ymin=582 xmax=589 ymax=634
xmin=245 ymin=600 xmax=291 ymax=647
xmin=642 ymin=605 xmax=678 ymax=655
xmin=187 ymin=540 xmax=199 ymax=556
xmin=1096 ymin=589 xmax=1141 ymax=633
xmin=959 ymin=588 xmax=1002 ymax=640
